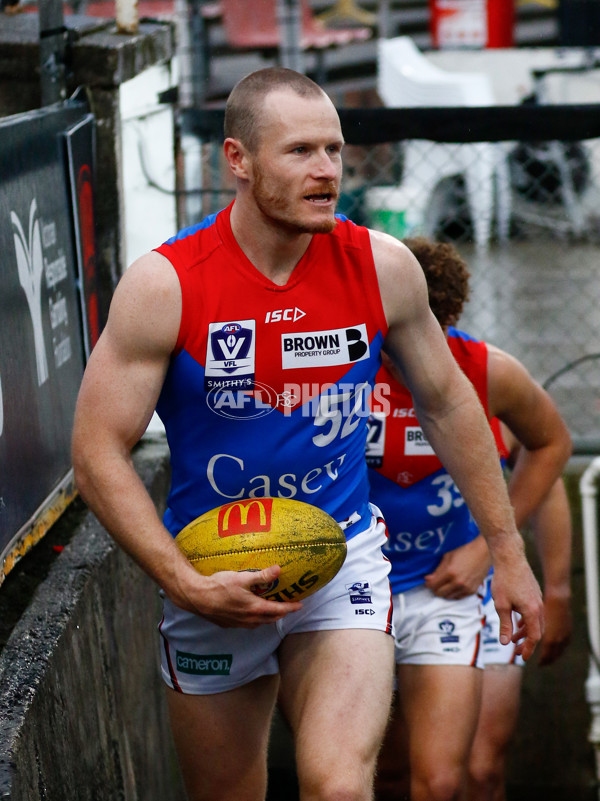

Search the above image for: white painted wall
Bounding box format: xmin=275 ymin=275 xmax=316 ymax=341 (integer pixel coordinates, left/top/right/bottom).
xmin=119 ymin=61 xmax=179 ymax=267
xmin=119 ymin=62 xmax=178 ymax=435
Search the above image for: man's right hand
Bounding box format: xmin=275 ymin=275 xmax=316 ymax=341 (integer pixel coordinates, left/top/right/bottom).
xmin=425 ymin=535 xmax=491 ymax=599
xmin=172 ymin=564 xmax=304 ymax=628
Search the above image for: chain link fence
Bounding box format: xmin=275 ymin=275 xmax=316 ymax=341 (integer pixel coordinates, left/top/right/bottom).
xmin=184 ymin=104 xmax=600 ymax=452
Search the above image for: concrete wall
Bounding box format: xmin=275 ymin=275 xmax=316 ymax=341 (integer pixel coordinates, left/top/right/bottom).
xmin=0 ymin=436 xmax=186 ymax=801
xmin=0 ymin=453 xmax=597 ymax=801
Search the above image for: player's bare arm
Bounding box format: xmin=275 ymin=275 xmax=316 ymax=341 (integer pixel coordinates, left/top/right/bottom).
xmin=429 ymin=346 xmax=572 ymax=600
xmin=72 ymin=252 xmax=302 ymax=628
xmin=371 ymin=230 xmax=518 ymax=545
xmin=529 ymin=477 xmax=573 ymax=665
xmin=499 ymin=423 xmax=573 ymax=665
xmin=487 ymin=345 xmax=572 ymax=528
xmin=370 ymin=230 xmax=543 ymax=657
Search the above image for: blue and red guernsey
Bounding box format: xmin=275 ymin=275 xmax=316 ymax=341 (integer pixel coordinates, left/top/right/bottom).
xmin=154 ymin=203 xmax=388 ymax=540
xmin=367 ymin=327 xmax=504 ymax=593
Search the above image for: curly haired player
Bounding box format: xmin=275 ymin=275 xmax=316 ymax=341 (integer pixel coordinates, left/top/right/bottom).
xmin=371 ymin=237 xmax=572 ymax=801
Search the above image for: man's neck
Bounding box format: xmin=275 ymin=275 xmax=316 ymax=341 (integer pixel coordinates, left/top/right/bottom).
xmin=230 ymin=198 xmax=313 ymax=286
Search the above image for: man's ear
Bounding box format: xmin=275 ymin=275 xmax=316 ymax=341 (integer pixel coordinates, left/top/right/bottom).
xmin=224 ymin=137 xmax=251 ymax=179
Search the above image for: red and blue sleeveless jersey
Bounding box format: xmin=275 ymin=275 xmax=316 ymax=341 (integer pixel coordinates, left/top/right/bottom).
xmin=367 ymin=327 xmax=504 ymax=593
xmin=154 ymin=203 xmax=388 ymax=540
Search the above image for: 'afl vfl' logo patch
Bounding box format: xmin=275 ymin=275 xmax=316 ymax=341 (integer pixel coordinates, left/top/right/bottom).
xmin=205 ymin=320 xmax=256 ymax=391
xmin=281 ymin=324 xmax=369 ymax=369
xmin=366 ymin=412 xmax=386 ymax=468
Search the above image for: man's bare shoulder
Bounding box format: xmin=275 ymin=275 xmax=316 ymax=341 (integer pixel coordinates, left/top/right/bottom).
xmin=106 ymin=250 xmax=182 ymax=358
xmin=118 ymin=249 xmax=180 ymax=294
xmin=368 ymin=227 xmax=414 ymax=269
xmin=367 ymin=228 xmax=429 ymax=325
xmin=486 ymin=343 xmax=535 ymax=386
xmin=486 ymin=342 xmax=547 ymax=417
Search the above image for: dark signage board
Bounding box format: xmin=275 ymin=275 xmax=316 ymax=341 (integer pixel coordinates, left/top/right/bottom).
xmin=65 ymin=112 xmax=100 ymax=360
xmin=0 ymin=101 xmax=93 ymax=583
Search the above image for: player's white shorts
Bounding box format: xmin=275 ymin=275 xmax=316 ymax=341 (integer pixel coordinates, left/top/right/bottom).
xmin=480 ymin=574 xmax=525 ymax=667
xmin=159 ymin=505 xmax=394 ymax=694
xmin=392 ymin=583 xmax=484 ymax=668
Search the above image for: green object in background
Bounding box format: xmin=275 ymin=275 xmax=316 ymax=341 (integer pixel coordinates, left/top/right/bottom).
xmin=363 ymin=185 xmax=423 ymax=239
xmin=337 ymin=188 xmax=367 ymax=226
xmin=369 ymin=208 xmax=409 ymax=239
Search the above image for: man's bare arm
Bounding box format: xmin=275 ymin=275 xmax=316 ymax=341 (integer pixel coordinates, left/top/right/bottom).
xmin=501 ymin=425 xmax=572 ymax=666
xmin=529 ymin=476 xmax=573 ymax=665
xmin=72 ymin=252 xmax=302 ymax=627
xmin=487 ymin=345 xmax=572 ymax=528
xmin=370 ymin=230 xmax=543 ymax=659
xmin=426 ymin=345 xmax=572 ymax=601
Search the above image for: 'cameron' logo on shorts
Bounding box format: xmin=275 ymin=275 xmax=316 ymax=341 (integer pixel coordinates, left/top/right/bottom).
xmin=281 ymin=324 xmax=369 ymax=369
xmin=176 ymin=652 xmax=233 ymax=675
xmin=439 ymin=620 xmax=459 ymax=644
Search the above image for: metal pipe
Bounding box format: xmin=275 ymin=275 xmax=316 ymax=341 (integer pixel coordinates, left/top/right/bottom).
xmin=378 ymin=0 xmax=391 ymax=38
xmin=277 ymin=0 xmax=304 ymax=74
xmin=580 ymin=456 xmax=600 ymax=784
xmin=581 ymin=458 xmax=600 ymax=662
xmin=175 ymin=0 xmax=195 ymax=108
xmin=174 ymin=0 xmax=204 ymax=227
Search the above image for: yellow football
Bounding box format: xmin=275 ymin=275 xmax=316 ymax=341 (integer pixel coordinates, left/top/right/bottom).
xmin=175 ymin=497 xmax=347 ymax=602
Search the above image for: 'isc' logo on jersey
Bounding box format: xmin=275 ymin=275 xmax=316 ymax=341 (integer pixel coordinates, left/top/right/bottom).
xmin=281 ymin=324 xmax=369 ymax=369
xmin=205 ymin=319 xmax=256 ymax=391
xmin=265 ymin=307 xmax=306 ymax=323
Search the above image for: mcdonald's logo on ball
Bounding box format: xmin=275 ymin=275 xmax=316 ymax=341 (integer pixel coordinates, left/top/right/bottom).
xmin=218 ymin=498 xmax=273 ymax=537
xmin=176 ymin=497 xmax=347 ymax=601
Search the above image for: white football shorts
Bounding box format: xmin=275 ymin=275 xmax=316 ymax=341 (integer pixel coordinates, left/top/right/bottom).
xmin=159 ymin=504 xmax=394 ymax=694
xmin=479 ymin=574 xmax=525 ymax=667
xmin=392 ymin=583 xmax=484 ymax=668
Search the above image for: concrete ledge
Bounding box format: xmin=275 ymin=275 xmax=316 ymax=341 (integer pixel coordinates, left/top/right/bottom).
xmin=0 ymin=435 xmax=185 ymax=801
xmin=0 ymin=14 xmax=175 ymax=84
xmin=0 ymin=15 xmax=174 ymax=117
xmin=69 ymin=21 xmax=176 ymax=88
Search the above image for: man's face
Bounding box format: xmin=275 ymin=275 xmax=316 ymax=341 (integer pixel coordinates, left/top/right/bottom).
xmin=248 ymin=89 xmax=344 ymax=234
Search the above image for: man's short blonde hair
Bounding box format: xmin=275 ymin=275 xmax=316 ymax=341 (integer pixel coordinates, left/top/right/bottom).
xmin=224 ymin=67 xmax=327 ymax=153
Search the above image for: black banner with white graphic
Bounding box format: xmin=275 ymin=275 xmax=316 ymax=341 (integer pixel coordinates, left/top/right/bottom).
xmin=0 ymin=100 xmax=93 ymax=581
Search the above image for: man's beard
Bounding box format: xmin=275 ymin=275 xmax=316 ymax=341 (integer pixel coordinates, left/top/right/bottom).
xmin=253 ymin=171 xmax=338 ymax=234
